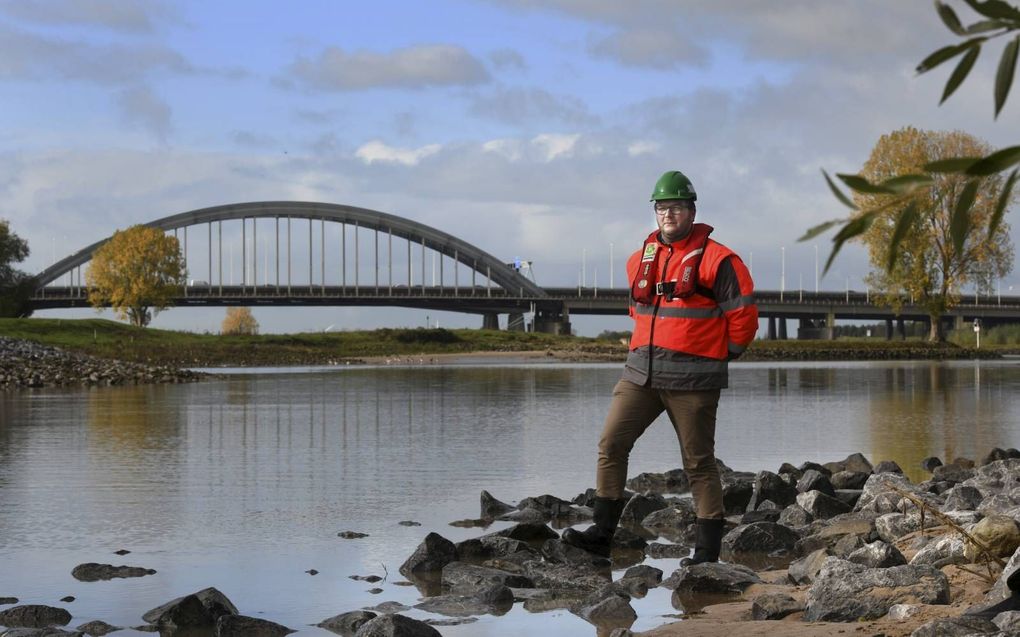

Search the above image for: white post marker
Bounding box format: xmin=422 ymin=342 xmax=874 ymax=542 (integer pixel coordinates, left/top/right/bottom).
xmin=974 ymin=318 xmax=981 ymax=349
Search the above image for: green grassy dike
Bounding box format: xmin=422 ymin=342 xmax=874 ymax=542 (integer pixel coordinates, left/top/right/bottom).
xmin=0 ymin=318 xmax=1003 ymax=367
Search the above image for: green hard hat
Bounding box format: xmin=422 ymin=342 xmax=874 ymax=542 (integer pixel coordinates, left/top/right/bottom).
xmin=650 ymin=170 xmax=697 ymax=202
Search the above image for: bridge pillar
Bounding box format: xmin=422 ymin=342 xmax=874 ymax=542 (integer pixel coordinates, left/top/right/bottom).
xmin=897 ymin=318 xmax=906 ymax=340
xmin=767 ymin=317 xmax=776 ymax=340
xmin=482 ymin=312 xmax=499 ymax=330
xmin=533 ymin=306 xmax=571 ymax=335
xmin=797 ymin=318 xmax=831 ymax=340
xmin=507 ymin=312 xmax=525 ymax=332
xmin=885 ymin=318 xmax=893 ymax=340
xmin=777 ymin=318 xmax=788 ymax=340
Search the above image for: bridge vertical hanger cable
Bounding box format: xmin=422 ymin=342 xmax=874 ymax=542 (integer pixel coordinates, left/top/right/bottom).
xmin=341 ymin=222 xmax=346 ymax=294
xmin=321 ymin=218 xmax=325 ymax=296
xmin=275 ymin=216 xmax=280 ymax=291
xmin=287 ymin=216 xmax=292 ymax=294
xmin=308 ymin=217 xmax=313 ymax=295
xmin=454 ymin=250 xmax=458 ymax=297
xmin=242 ymin=218 xmax=246 ymax=292
xmin=252 ymin=220 xmax=257 ymax=289
xmin=420 ymin=237 xmax=425 ymax=295
xmin=354 ymin=220 xmax=359 ymax=294
xmin=374 ymin=228 xmax=379 ymax=291
xmin=218 ymin=221 xmax=222 ymax=297
xmin=388 ymin=228 xmax=392 ymax=296
xmin=406 ymin=235 xmax=411 ymax=291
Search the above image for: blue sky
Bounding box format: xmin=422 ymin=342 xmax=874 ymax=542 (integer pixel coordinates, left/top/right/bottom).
xmin=2 ymin=1 xmax=1017 ymax=334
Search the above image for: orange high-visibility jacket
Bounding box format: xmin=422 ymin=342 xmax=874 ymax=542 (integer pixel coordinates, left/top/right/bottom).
xmin=623 ymin=223 xmax=758 ymax=390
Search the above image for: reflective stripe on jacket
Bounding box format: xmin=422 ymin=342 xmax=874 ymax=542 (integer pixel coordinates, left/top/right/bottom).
xmin=622 ymin=224 xmax=758 ymax=390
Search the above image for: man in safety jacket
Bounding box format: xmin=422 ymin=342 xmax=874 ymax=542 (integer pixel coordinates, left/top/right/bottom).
xmin=563 ymin=170 xmax=758 ymax=564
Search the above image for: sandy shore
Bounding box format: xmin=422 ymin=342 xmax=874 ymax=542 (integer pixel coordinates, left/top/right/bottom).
xmin=636 ymin=562 xmax=993 ymax=637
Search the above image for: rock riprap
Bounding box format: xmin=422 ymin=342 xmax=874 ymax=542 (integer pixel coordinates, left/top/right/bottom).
xmin=0 ymin=337 xmax=203 ymax=389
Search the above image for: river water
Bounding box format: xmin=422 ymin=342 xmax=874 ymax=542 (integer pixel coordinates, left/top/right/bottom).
xmin=2 ymin=359 xmax=1020 ymax=635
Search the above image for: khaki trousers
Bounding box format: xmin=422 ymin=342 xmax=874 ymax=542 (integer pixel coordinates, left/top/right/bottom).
xmin=597 ymin=379 xmax=724 ymax=519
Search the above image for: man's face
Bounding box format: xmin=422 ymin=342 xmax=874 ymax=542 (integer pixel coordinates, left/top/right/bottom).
xmin=654 ymin=199 xmax=696 ymax=243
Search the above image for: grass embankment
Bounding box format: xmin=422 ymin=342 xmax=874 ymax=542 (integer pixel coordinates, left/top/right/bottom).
xmin=0 ymin=318 xmax=617 ymax=366
xmin=0 ymin=318 xmax=1002 ymax=367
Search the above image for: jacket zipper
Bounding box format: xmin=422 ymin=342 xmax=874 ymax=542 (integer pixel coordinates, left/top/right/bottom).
xmin=645 ymin=244 xmax=673 ymax=382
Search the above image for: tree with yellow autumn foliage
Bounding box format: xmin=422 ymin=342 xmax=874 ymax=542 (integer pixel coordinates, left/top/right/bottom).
xmin=221 ymin=307 xmax=259 ymax=335
xmin=855 ymin=127 xmax=1014 ymax=341
xmin=85 ymin=225 xmax=186 ymax=327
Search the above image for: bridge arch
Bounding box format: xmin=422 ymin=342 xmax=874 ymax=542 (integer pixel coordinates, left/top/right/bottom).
xmin=33 ymin=201 xmax=547 ymax=298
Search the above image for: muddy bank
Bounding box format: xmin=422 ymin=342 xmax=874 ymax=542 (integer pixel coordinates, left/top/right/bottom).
xmin=0 ymin=337 xmax=204 ymax=390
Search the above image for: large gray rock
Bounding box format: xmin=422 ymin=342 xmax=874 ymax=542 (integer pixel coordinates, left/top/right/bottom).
xmin=787 ymin=548 xmax=830 ymax=585
xmin=830 ymin=470 xmax=870 ymax=491
xmin=847 ymin=541 xmax=907 ymax=568
xmin=910 ymin=536 xmax=968 ymax=568
xmin=794 ymin=516 xmax=876 ymax=555
xmin=622 ymin=565 xmax=662 ymax=588
xmin=804 ymin=557 xmax=949 ymax=622
xmin=216 ymin=614 xmax=294 ymax=637
xmin=747 ymin=471 xmax=797 ymax=511
xmin=626 ymin=469 xmax=688 ymax=494
xmin=841 ymin=452 xmax=874 ymax=475
xmin=573 ymin=593 xmax=636 ymax=628
xmin=71 ymin=563 xmax=156 ymax=582
xmin=318 ymin=610 xmax=377 ymax=635
xmin=493 ymin=523 xmax=558 ymax=542
xmin=875 ymin=512 xmax=923 ymax=542
xmin=983 ymin=545 xmax=1020 ymax=605
xmin=965 ymin=515 xmax=1020 ymax=561
xmin=963 ymin=459 xmax=1020 ymax=495
xmin=993 ymin=610 xmax=1020 ymax=634
xmin=796 ymin=490 xmax=852 ymax=519
xmin=721 ymin=521 xmax=800 ymax=556
xmin=353 ymin=614 xmax=442 ymax=637
xmin=941 ymin=485 xmax=984 ymax=512
xmin=777 ymin=504 xmax=812 ymax=528
xmin=640 ymin=501 xmax=696 ymax=541
xmin=909 ymin=615 xmax=999 ymax=636
xmin=619 ymin=493 xmax=667 ymax=525
xmin=751 ymin=592 xmax=804 ymax=620
xmin=722 ymin=480 xmax=753 ymax=515
xmin=74 ymin=620 xmax=121 ymax=636
xmin=979 ymin=494 xmax=1020 ymax=517
xmin=796 ymin=470 xmax=835 ymax=496
xmin=141 ymin=587 xmax=238 ymax=627
xmin=540 ymin=539 xmax=608 ymax=567
xmin=855 ymin=473 xmax=928 ymax=514
xmin=441 ymin=562 xmax=533 ymax=593
xmin=522 ymin=560 xmax=610 ymax=593
xmin=873 ymin=460 xmax=903 ymax=475
xmin=662 ymin=562 xmax=761 ymax=594
xmin=399 ymin=533 xmax=457 ymax=576
xmin=0 ymin=605 xmax=72 ymax=628
xmin=455 ymin=536 xmax=536 ymax=564
xmin=414 ymin=585 xmax=514 ymax=617
xmin=933 ymin=463 xmax=976 ymax=484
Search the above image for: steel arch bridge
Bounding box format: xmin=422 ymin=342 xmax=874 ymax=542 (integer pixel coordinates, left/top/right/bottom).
xmin=29 ymin=201 xmax=572 ymax=332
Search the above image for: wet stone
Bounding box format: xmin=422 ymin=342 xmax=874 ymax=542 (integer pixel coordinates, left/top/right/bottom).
xmin=645 ymin=543 xmax=690 ymax=559
xmin=662 ymin=562 xmax=761 ymax=594
xmin=338 ymin=531 xmax=370 ymax=539
xmin=0 ymin=605 xmax=73 ymax=628
xmin=0 ymin=597 xmax=18 ymax=605
xmin=441 ymin=562 xmax=534 ymax=593
xmin=873 ymin=460 xmax=903 ymax=474
xmin=493 ymin=522 xmax=558 ymax=543
xmin=921 ymin=456 xmax=943 ymax=473
xmin=797 ymin=470 xmax=835 ymax=496
xmin=75 ymin=620 xmax=121 ymax=636
xmin=751 ymin=592 xmax=804 ymax=620
xmin=479 ymin=490 xmax=515 ymax=519
xmin=318 ymin=610 xmax=376 ymax=635
xmin=216 ymin=614 xmax=295 ymax=637
xmin=71 ymin=563 xmax=156 ymax=582
xmin=399 ymin=532 xmax=457 ymax=576
xmin=352 ymin=613 xmax=441 ymax=637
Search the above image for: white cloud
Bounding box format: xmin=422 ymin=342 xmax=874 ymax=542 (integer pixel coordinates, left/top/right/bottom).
xmin=0 ymin=0 xmax=179 ymax=33
xmin=482 ymin=138 xmax=524 ymax=162
xmin=530 ymin=133 xmax=580 ymax=162
xmin=286 ymin=44 xmax=490 ymax=91
xmin=627 ymin=140 xmax=659 ymax=156
xmin=355 ymin=140 xmax=442 ymax=166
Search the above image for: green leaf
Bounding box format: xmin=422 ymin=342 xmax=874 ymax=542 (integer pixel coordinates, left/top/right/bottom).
xmin=887 ymin=202 xmax=920 ymax=272
xmin=995 ymin=34 xmax=1020 ymax=117
xmin=798 ymin=219 xmax=843 ymax=242
xmin=837 ymin=173 xmax=896 ymax=194
xmin=937 ymin=1 xmax=967 ymax=34
xmin=951 ymin=179 xmax=980 ymax=253
xmin=989 ymin=168 xmax=1018 ymax=239
xmin=822 ymin=169 xmax=858 ymax=209
xmin=966 ymin=18 xmax=1012 ymax=33
xmin=942 ymin=45 xmax=981 ymax=103
xmin=924 ymin=157 xmax=981 ymax=172
xmin=965 ymin=145 xmax=1020 ymax=175
xmin=963 ymin=0 xmax=1020 ymax=21
xmin=917 ymin=37 xmax=987 ymax=73
xmin=823 ymin=214 xmax=875 ymax=275
xmin=880 ymin=174 xmax=934 ymax=193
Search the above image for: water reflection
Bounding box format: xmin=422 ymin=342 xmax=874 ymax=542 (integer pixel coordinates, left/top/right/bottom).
xmin=1 ymin=361 xmax=1020 ymax=636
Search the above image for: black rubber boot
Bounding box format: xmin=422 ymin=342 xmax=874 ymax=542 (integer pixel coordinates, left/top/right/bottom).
xmin=561 ymin=497 xmax=625 ymax=557
xmin=680 ymin=518 xmax=725 ymax=566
